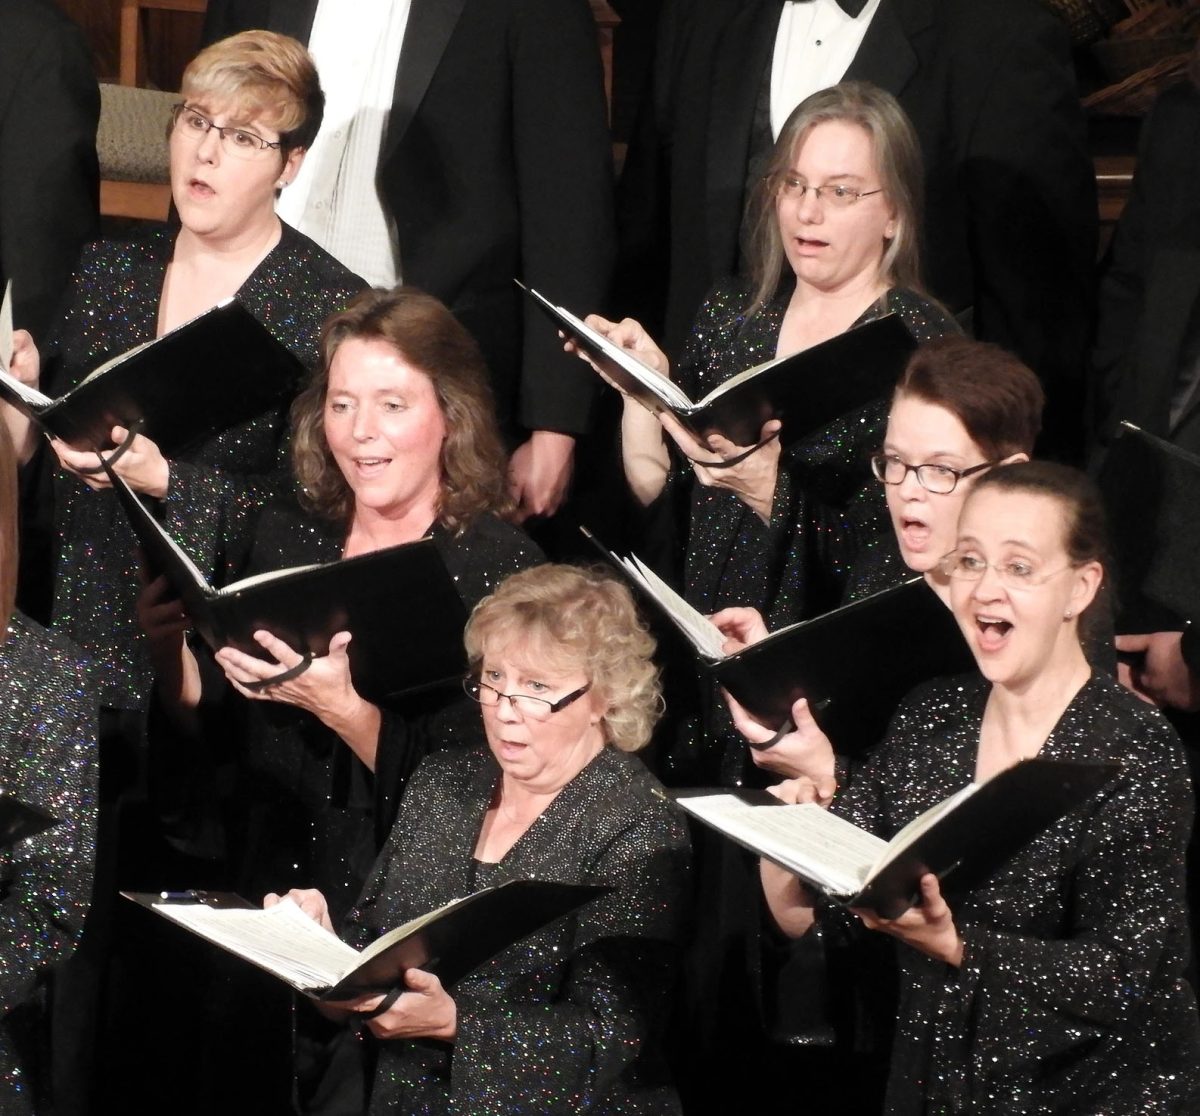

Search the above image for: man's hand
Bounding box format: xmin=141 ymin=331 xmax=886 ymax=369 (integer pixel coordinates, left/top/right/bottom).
xmin=507 ymin=429 xmax=575 ymax=522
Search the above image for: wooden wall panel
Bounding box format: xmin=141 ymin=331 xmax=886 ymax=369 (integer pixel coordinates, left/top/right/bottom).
xmin=53 ymin=0 xmax=204 ymax=90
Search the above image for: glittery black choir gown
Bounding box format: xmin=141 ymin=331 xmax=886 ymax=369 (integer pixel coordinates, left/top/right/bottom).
xmin=0 ymin=613 xmax=97 ymax=1114
xmin=186 ymin=497 xmax=543 ymax=919
xmin=342 ymin=746 xmax=692 ymax=1115
xmin=41 ymin=223 xmax=363 ymax=712
xmin=830 ymin=671 xmax=1200 ymax=1115
xmin=652 ymin=277 xmax=956 ymax=787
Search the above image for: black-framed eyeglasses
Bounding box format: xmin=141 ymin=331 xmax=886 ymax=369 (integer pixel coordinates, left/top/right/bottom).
xmin=462 ymin=677 xmax=592 ymax=721
xmin=171 ymin=103 xmax=282 ymax=160
xmin=774 ymin=175 xmax=883 ymax=208
xmin=870 ymin=453 xmax=995 ymax=495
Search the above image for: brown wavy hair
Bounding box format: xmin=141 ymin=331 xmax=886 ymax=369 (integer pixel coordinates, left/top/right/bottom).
xmin=291 ymin=286 xmax=513 ymax=532
xmin=464 ymin=565 xmax=663 ymax=753
xmin=745 ymin=81 xmax=925 ymax=317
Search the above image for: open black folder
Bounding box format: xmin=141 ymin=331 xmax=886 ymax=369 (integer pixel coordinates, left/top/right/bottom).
xmin=1099 ymin=421 xmax=1200 ymax=630
xmin=523 ymin=284 xmax=916 ymax=447
xmin=586 ymin=530 xmax=974 ymax=754
xmin=109 ymin=470 xmax=468 ymax=703
xmin=0 ymin=296 xmax=303 ymax=455
xmin=674 ymin=758 xmax=1119 ymax=918
xmin=0 ymin=795 xmax=58 ymax=848
xmin=122 ymin=880 xmax=608 ymax=1000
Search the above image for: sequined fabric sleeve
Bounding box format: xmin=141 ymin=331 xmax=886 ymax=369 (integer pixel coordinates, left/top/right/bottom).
xmin=0 ymin=614 xmax=97 ymax=1013
xmin=446 ymin=809 xmax=691 ymax=1113
xmin=955 ymin=715 xmax=1194 ymax=1072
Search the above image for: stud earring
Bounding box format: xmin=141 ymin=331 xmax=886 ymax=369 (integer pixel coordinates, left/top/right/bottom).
xmin=1063 ymin=609 xmax=1074 ymax=620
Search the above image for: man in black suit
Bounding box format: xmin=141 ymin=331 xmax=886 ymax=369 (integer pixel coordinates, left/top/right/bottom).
xmin=618 ymin=0 xmax=1097 ymax=458
xmin=1093 ymin=74 xmax=1200 ymax=459
xmin=0 ymin=0 xmax=98 ymax=340
xmin=203 ymin=0 xmax=616 ymax=522
xmin=1095 ymin=65 xmax=1200 ymax=716
xmin=1 ymin=0 xmax=98 ymax=625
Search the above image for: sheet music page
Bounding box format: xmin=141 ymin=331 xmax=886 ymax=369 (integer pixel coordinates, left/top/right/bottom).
xmin=676 ymin=794 xmax=886 ymax=896
xmin=622 ymin=554 xmax=726 ymax=660
xmin=150 ymin=897 xmax=360 ymax=991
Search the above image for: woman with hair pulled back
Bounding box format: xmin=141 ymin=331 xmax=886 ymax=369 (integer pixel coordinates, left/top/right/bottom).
xmin=761 ymin=461 xmax=1200 ymax=1113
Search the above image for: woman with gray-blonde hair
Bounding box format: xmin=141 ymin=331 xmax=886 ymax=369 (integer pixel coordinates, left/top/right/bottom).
xmin=576 ymin=81 xmax=958 ymax=784
xmin=273 ymin=563 xmax=692 ymax=1115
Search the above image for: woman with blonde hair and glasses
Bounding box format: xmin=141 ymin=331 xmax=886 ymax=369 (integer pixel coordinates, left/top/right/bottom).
xmin=273 ymin=563 xmax=691 ymax=1115
xmin=0 ymin=30 xmax=362 ymax=728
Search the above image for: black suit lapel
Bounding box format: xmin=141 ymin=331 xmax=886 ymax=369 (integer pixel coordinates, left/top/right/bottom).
xmin=705 ymin=0 xmax=783 ymax=275
xmin=843 ymin=0 xmax=931 ymax=97
xmin=267 ymin=0 xmax=319 ymax=43
xmin=385 ymin=0 xmax=468 ymax=156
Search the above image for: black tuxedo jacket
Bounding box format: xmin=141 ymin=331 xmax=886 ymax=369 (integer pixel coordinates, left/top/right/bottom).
xmin=1093 ymin=82 xmax=1200 ymax=458
xmin=204 ymin=0 xmax=616 ymax=438
xmin=0 ymin=0 xmax=98 ymax=339
xmin=618 ymin=0 xmax=1096 ymax=455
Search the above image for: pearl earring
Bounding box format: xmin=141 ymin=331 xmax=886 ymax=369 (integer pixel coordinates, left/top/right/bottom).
xmin=1063 ymin=609 xmax=1074 ymax=620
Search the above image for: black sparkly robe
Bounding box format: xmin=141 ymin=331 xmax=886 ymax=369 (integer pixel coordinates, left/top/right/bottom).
xmin=343 ymin=746 xmax=692 ymax=1115
xmin=41 ymin=223 xmax=363 ymax=711
xmin=654 ymin=278 xmax=956 ymax=787
xmin=832 ymin=672 xmax=1200 ymax=1115
xmin=0 ymin=613 xmax=96 ymax=1114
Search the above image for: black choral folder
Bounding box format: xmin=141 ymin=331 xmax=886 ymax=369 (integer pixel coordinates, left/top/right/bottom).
xmin=674 ymin=758 xmax=1119 ymax=918
xmin=109 ymin=470 xmax=468 ymax=703
xmin=122 ymin=880 xmax=608 ymax=999
xmin=523 ymin=284 xmax=916 ymax=447
xmin=1099 ymin=421 xmax=1200 ymax=630
xmin=0 ymin=298 xmax=304 ymax=454
xmin=587 ymin=530 xmax=974 ymax=755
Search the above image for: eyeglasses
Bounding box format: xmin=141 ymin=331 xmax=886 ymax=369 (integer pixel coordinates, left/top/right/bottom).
xmin=774 ymin=175 xmax=883 ymax=208
xmin=462 ymin=677 xmax=592 ymax=721
xmin=937 ymin=550 xmax=1075 ymax=590
xmin=870 ymin=453 xmax=995 ymax=495
xmin=171 ymin=104 xmax=282 ymax=160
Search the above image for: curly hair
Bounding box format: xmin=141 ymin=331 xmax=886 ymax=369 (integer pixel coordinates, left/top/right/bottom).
xmin=464 ymin=565 xmax=663 ymax=753
xmin=291 ymin=287 xmax=513 ymax=533
xmin=180 ymin=30 xmax=324 ymax=153
xmin=745 ymin=80 xmax=925 ymax=317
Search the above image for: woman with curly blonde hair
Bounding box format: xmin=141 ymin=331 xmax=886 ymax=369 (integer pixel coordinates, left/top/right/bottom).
xmin=274 ymin=564 xmax=692 ymax=1115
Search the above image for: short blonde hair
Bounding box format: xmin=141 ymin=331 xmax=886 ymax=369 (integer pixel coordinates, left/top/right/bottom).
xmin=745 ymin=81 xmax=925 ymax=315
xmin=464 ymin=565 xmax=663 ymax=753
xmin=181 ymin=30 xmax=323 ymax=151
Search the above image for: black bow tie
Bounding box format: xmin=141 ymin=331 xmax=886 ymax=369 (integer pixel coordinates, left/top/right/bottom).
xmin=793 ymin=0 xmax=869 ymax=17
